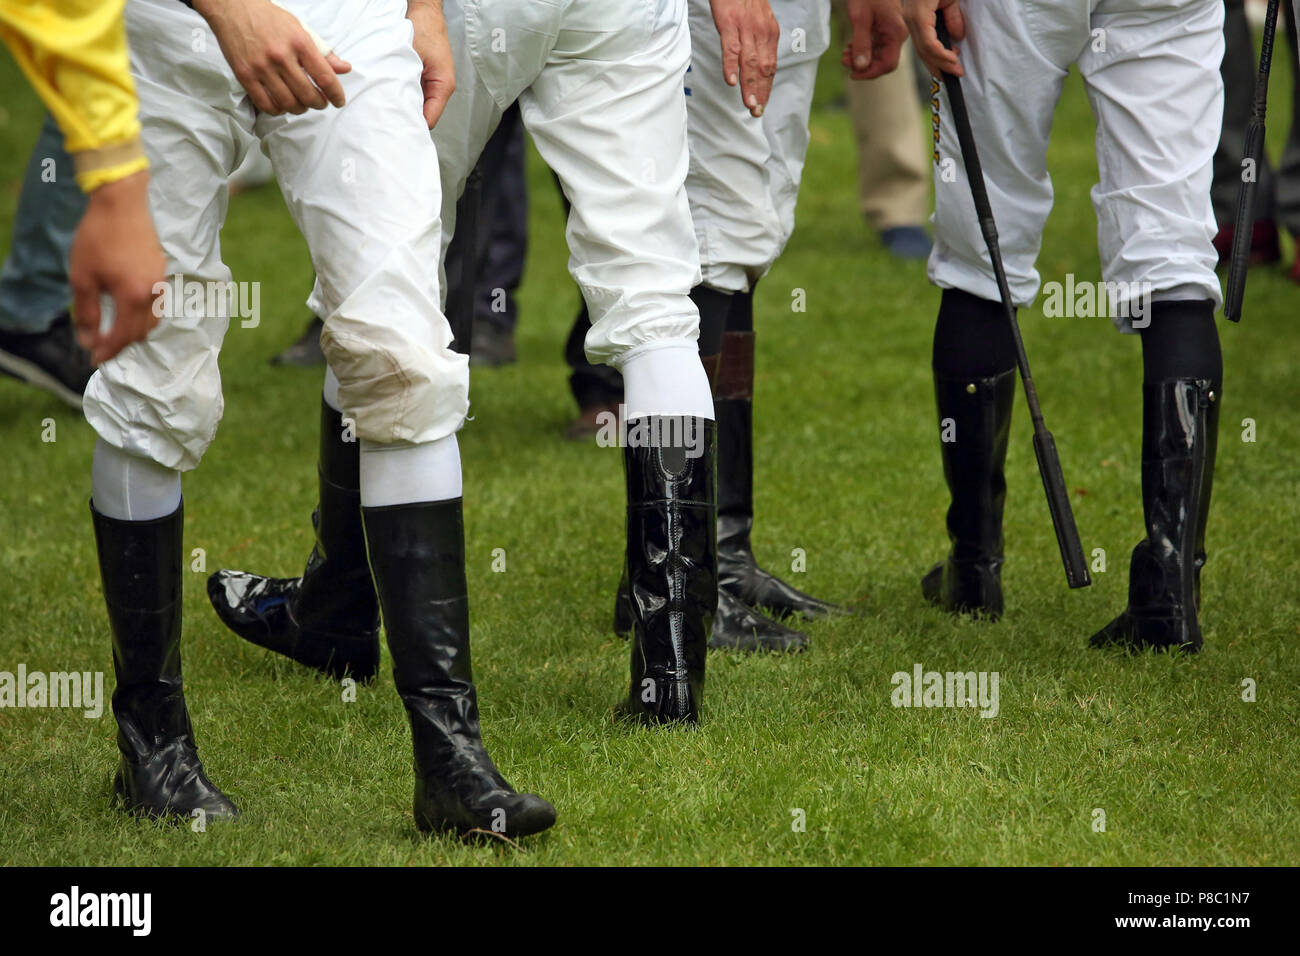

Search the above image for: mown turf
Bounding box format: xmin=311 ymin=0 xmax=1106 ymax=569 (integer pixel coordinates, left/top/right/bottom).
xmin=0 ymin=42 xmax=1297 ymax=866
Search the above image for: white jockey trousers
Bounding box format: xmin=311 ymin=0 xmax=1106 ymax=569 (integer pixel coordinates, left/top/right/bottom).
xmin=927 ymin=0 xmax=1225 ymax=327
xmin=87 ymin=0 xmax=705 ymax=470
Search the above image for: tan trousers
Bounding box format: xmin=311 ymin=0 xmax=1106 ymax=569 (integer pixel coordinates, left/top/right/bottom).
xmin=834 ymin=0 xmax=931 ymax=230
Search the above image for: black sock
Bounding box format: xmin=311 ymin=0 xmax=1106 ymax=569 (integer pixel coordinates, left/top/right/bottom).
xmin=727 ymin=285 xmax=755 ymax=333
xmin=1138 ymin=299 xmax=1222 ymax=387
xmin=692 ymin=285 xmax=731 ymax=358
xmin=931 ymin=288 xmax=1018 ymax=378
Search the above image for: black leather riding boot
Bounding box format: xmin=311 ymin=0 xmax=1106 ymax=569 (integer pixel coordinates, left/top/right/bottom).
xmin=92 ymin=502 xmax=238 ymax=821
xmin=614 ymin=578 xmax=807 ymax=652
xmin=694 ymin=285 xmax=810 ymax=650
xmin=363 ymin=499 xmax=555 ymax=838
xmin=621 ymin=416 xmax=717 ymax=723
xmin=922 ymin=368 xmax=1016 ymax=618
xmin=1090 ymin=380 xmax=1220 ymax=652
xmin=207 ymin=400 xmax=380 ymax=680
xmin=715 ymin=318 xmax=843 ymax=623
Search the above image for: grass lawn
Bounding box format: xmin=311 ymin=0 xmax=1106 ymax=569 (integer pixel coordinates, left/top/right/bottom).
xmin=0 ymin=41 xmax=1297 ymax=867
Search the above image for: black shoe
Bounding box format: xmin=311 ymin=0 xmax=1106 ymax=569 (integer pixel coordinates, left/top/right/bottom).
xmin=364 ymin=498 xmax=555 ymax=838
xmin=615 ymin=571 xmax=806 ymax=653
xmin=208 ymin=400 xmax=380 ymax=680
xmin=621 ymin=417 xmax=717 ymax=723
xmin=1090 ymin=380 xmax=1219 ymax=653
xmin=922 ymin=367 xmax=1016 ymax=619
xmin=0 ymin=311 xmax=94 ymax=408
xmin=92 ymin=501 xmax=239 ymax=822
xmin=469 ymin=322 xmax=516 ymax=367
xmin=715 ymin=329 xmax=844 ymax=622
xmin=270 ymin=316 xmax=325 ymax=367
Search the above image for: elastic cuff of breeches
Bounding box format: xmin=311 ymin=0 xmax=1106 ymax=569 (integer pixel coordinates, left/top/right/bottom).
xmin=621 ymin=341 xmax=714 ymax=421
xmin=1151 ymin=282 xmax=1223 ymax=306
xmin=91 ymin=438 xmax=182 ymax=522
xmin=358 ymin=433 xmax=462 ymax=508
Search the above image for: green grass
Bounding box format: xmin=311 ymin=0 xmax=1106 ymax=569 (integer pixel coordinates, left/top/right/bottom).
xmin=1 ymin=46 xmax=1297 ymax=866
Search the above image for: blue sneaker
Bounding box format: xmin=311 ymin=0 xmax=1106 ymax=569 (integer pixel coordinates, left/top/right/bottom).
xmin=880 ymin=225 xmax=933 ymax=260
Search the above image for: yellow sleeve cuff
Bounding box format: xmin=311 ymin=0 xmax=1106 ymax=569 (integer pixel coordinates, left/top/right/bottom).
xmin=73 ymin=138 xmax=148 ymax=192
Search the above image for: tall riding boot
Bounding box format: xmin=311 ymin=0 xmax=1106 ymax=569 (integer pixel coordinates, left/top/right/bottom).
xmin=363 ymin=499 xmax=555 ymax=837
xmin=613 ymin=290 xmax=804 ymax=653
xmin=92 ymin=502 xmax=238 ymax=821
xmin=622 ymin=416 xmax=717 ymax=723
xmin=715 ymin=301 xmax=844 ymax=623
xmin=1090 ymin=380 xmax=1220 ymax=652
xmin=207 ymin=400 xmax=380 ymax=680
xmin=922 ymin=368 xmax=1016 ymax=618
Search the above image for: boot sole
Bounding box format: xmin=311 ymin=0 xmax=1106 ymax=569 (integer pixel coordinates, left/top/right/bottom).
xmin=414 ymin=808 xmax=557 ymax=840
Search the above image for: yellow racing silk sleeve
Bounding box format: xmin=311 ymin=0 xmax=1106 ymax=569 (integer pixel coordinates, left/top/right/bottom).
xmin=0 ymin=0 xmax=147 ymax=192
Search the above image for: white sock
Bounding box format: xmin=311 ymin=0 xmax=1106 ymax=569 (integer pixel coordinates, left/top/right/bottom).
xmin=322 ymin=366 xmax=342 ymax=412
xmin=359 ymin=433 xmax=463 ymax=507
xmin=91 ymin=438 xmax=182 ymax=521
xmin=621 ymin=342 xmax=714 ymax=421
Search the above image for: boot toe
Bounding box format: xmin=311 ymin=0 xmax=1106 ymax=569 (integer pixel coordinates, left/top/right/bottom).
xmin=721 ymin=557 xmax=844 ymax=622
xmin=115 ymin=754 xmax=240 ymax=823
xmin=710 ymin=590 xmax=808 ymax=653
xmin=1089 ymin=611 xmax=1135 ymax=649
xmin=1089 ymin=610 xmax=1201 ymax=654
xmin=416 ymin=788 xmax=557 ymax=839
xmin=190 ymin=790 xmax=241 ymax=822
xmin=754 ymin=574 xmax=846 ymax=621
xmin=504 ymin=794 xmax=557 ymax=837
xmin=207 ymin=570 xmax=295 ymax=640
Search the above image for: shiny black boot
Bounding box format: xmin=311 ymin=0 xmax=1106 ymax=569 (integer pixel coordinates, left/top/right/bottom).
xmin=207 ymin=400 xmax=380 ymax=680
xmin=363 ymin=499 xmax=555 ymax=838
xmin=621 ymin=416 xmax=717 ymax=723
xmin=921 ymin=368 xmax=1015 ymax=618
xmin=614 ymin=574 xmax=806 ymax=652
xmin=1090 ymin=380 xmax=1219 ymax=653
xmin=715 ymin=326 xmax=844 ymax=622
xmin=92 ymin=502 xmax=238 ymax=822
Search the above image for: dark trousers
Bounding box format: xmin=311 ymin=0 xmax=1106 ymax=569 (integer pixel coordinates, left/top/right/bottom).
xmin=1213 ymin=0 xmax=1300 ymax=230
xmin=445 ymin=102 xmax=527 ymax=352
xmin=557 ymin=173 xmax=625 ymax=409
